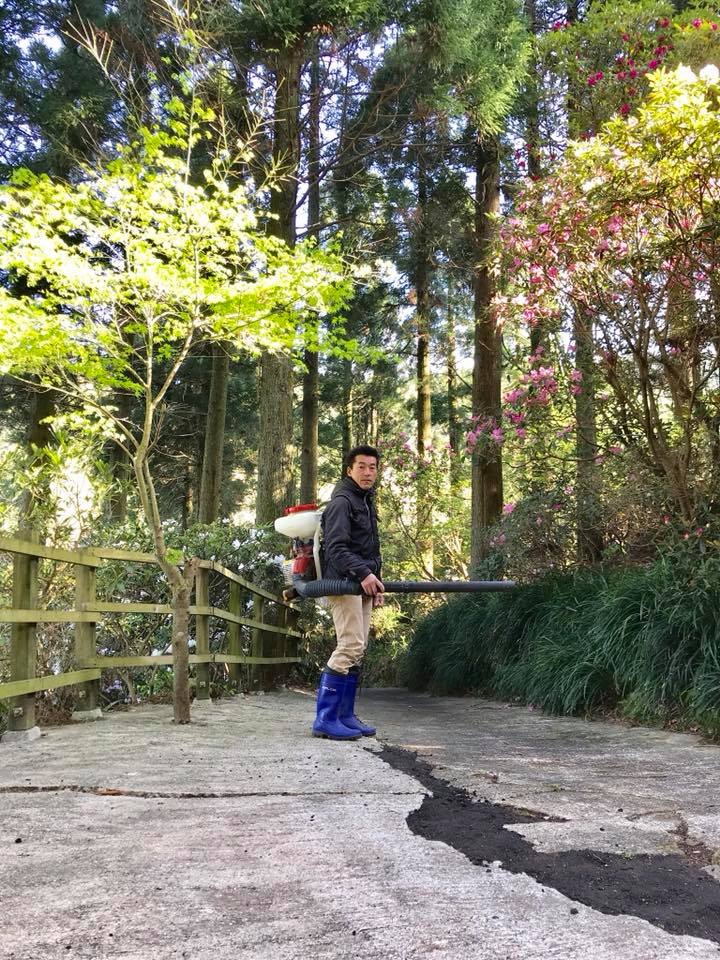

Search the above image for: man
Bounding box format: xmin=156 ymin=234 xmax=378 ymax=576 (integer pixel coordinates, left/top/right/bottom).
xmin=312 ymin=445 xmax=384 ymax=741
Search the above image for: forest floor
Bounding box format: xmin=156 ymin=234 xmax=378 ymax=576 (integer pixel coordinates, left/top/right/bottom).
xmin=2 ymin=689 xmax=720 ymax=959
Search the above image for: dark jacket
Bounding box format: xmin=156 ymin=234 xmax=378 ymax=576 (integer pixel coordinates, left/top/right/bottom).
xmin=321 ymin=476 xmax=381 ymax=582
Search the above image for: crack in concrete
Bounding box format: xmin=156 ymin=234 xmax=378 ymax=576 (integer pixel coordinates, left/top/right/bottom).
xmin=377 ymin=744 xmax=720 ymax=946
xmin=0 ymin=784 xmax=423 ymax=800
xmin=673 ymin=816 xmax=717 ymax=867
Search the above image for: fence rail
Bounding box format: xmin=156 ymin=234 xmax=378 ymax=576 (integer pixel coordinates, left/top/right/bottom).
xmin=0 ymin=535 xmax=302 ymax=735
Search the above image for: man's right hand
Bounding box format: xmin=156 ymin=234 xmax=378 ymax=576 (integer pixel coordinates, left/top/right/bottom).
xmin=360 ymin=573 xmax=385 ymax=597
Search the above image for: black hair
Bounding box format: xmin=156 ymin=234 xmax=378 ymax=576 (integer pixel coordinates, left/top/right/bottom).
xmin=344 ymin=444 xmax=380 ymax=471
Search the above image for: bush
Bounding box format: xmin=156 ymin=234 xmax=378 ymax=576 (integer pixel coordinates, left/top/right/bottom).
xmin=404 ymin=546 xmax=720 ymax=738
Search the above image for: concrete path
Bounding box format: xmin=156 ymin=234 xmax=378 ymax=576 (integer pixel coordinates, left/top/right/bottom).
xmin=2 ymin=689 xmax=720 ymax=960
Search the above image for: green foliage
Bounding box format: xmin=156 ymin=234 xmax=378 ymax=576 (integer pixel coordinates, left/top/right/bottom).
xmin=405 ymin=541 xmax=720 ymax=738
xmin=0 ymin=109 xmax=350 ymax=389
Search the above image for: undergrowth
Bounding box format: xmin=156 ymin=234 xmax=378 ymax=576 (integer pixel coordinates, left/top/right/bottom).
xmin=402 ymin=549 xmax=720 ymax=739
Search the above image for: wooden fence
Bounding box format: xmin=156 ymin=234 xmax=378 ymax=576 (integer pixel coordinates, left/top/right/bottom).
xmin=0 ymin=535 xmax=302 ymax=735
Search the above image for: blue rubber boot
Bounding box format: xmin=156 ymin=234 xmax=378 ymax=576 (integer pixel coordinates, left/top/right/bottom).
xmin=312 ymin=670 xmax=362 ymax=740
xmin=339 ymin=667 xmax=376 ymax=737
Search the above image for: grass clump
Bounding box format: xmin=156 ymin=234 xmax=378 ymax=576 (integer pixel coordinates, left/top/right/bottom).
xmin=402 ymin=552 xmax=720 ymax=738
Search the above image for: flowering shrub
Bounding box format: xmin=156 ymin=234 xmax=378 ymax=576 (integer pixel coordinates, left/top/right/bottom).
xmin=495 ymin=65 xmax=720 ymax=524
xmin=539 ymin=1 xmax=720 ymax=139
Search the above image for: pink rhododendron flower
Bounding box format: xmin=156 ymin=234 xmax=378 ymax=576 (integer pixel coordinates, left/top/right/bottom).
xmin=515 ymin=428 xmax=527 ymax=439
xmin=692 ymin=18 xmax=703 ymax=27
xmin=491 ymin=428 xmax=504 ymax=444
xmin=502 ymin=503 xmax=516 ymax=515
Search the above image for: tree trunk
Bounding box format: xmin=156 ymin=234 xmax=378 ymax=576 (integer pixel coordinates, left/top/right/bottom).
xmin=255 ymin=44 xmax=303 ymax=524
xmin=107 ymin=388 xmax=132 ymax=522
xmin=165 ymin=563 xmax=194 ymax=725
xmin=524 ymin=0 xmax=544 ymax=356
xmin=341 ymin=357 xmax=354 ymax=464
xmin=20 ymin=385 xmax=56 ymax=526
xmin=470 ymin=137 xmax=503 ymax=573
xmin=198 ymin=342 xmax=230 ymax=523
xmin=133 ymin=445 xmax=193 ymax=724
xmin=300 ymin=53 xmax=321 ymax=505
xmin=415 ymin=128 xmax=434 ymax=576
xmin=446 ymin=276 xmax=461 ymax=490
xmin=574 ymin=307 xmax=604 ymax=563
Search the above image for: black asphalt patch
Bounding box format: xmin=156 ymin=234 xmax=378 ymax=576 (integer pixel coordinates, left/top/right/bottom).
xmin=379 ymin=744 xmax=720 ymax=946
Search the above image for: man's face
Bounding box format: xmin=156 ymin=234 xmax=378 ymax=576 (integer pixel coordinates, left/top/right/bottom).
xmin=347 ymin=455 xmax=378 ymax=490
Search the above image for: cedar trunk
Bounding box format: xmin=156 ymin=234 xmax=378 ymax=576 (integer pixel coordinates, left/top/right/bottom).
xmin=20 ymin=385 xmax=55 ymax=525
xmin=415 ymin=131 xmax=433 ymax=576
xmin=446 ymin=277 xmax=461 ymax=489
xmin=198 ymin=342 xmax=230 ymax=523
xmin=470 ymin=137 xmax=503 ymax=573
xmin=300 ymin=54 xmax=321 ymax=505
xmin=256 ymin=44 xmax=302 ymax=524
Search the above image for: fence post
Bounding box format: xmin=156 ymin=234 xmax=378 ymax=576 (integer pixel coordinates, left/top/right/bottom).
xmin=73 ymin=565 xmax=102 ymax=721
xmin=248 ymin=594 xmax=265 ymax=691
xmin=195 ymin=567 xmax=211 ymax=701
xmin=7 ymin=543 xmax=40 ymax=740
xmin=275 ymin=604 xmax=289 ymax=687
xmin=227 ymin=581 xmax=242 ymax=692
xmin=287 ymin=604 xmax=301 ymax=664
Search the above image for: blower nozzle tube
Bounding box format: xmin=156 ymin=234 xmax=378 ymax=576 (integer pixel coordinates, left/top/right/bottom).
xmin=290 ymin=578 xmax=516 ymax=598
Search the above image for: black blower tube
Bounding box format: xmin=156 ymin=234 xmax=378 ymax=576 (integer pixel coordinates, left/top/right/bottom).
xmin=293 ymin=578 xmax=516 ymax=598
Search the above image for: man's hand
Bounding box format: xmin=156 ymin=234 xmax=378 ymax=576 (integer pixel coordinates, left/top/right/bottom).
xmin=360 ymin=573 xmax=385 ymax=597
xmin=372 ymin=593 xmax=384 ymax=608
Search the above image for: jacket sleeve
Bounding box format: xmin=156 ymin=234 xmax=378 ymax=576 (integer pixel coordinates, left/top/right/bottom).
xmin=323 ymin=496 xmax=373 ymax=581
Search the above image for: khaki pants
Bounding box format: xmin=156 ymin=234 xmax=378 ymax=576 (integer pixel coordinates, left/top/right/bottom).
xmin=326 ymin=594 xmax=373 ymax=674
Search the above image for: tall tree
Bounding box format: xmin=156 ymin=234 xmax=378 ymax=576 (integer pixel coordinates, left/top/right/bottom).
xmin=197 ymin=343 xmax=231 ymax=524
xmin=470 ymin=136 xmax=504 ymax=570
xmin=300 ymin=52 xmax=322 ymax=504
